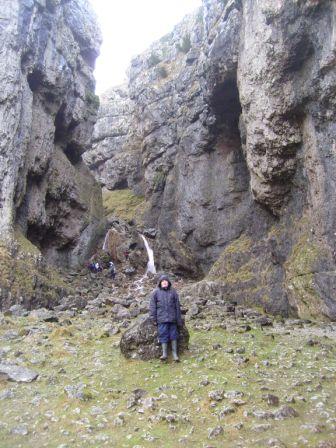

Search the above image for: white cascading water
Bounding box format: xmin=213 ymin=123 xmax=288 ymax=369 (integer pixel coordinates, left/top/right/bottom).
xmin=102 ymin=229 xmax=110 ymax=252
xmin=141 ymin=234 xmax=156 ymax=275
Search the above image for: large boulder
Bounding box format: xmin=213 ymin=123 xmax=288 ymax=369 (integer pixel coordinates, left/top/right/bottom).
xmin=120 ymin=316 xmax=189 ymax=360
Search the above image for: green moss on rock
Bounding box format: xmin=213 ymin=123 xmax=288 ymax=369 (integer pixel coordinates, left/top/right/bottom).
xmin=0 ymin=235 xmax=70 ymax=309
xmin=208 ymin=234 xmax=252 ymax=282
xmin=285 ymin=234 xmax=329 ymax=320
xmin=102 ymin=189 xmax=145 ymax=222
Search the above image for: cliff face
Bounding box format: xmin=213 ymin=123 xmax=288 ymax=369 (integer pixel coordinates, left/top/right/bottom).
xmin=0 ymin=0 xmax=104 ymax=308
xmin=86 ymin=0 xmax=336 ymax=320
xmin=0 ymin=0 xmax=104 ymax=267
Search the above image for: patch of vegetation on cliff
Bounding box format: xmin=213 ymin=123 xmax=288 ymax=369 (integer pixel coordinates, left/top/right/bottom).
xmin=147 ymin=52 xmax=161 ymax=68
xmin=85 ymin=90 xmax=100 ymax=110
xmin=285 ymin=234 xmax=328 ymax=320
xmin=0 ymin=231 xmax=70 ymax=309
xmin=152 ymin=169 xmax=167 ymax=191
xmin=208 ymin=234 xmax=253 ymax=283
xmin=102 ymin=189 xmax=145 ymax=222
xmin=156 ymin=64 xmax=168 ymax=79
xmin=176 ymin=33 xmax=192 ymax=53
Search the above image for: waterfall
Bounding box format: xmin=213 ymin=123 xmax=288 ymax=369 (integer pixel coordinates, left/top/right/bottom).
xmin=102 ymin=229 xmax=110 ymax=252
xmin=141 ymin=234 xmax=156 ymax=275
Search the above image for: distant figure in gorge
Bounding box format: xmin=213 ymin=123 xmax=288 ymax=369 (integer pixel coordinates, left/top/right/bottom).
xmin=149 ymin=275 xmax=183 ymax=362
xmin=108 ymin=261 xmax=116 ymax=280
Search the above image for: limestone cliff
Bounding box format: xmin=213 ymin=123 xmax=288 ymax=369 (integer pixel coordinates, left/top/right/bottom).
xmin=86 ymin=0 xmax=336 ymax=320
xmin=0 ymin=0 xmax=104 ymax=308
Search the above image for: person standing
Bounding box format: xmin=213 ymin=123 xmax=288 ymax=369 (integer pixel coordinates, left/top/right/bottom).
xmin=108 ymin=261 xmax=116 ymax=280
xmin=149 ymin=275 xmax=183 ymax=362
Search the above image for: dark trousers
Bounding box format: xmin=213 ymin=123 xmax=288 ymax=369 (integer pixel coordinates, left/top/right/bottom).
xmin=158 ymin=322 xmax=179 ymax=343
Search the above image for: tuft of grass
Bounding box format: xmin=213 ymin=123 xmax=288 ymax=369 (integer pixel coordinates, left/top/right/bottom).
xmin=85 ymin=90 xmax=100 ymax=110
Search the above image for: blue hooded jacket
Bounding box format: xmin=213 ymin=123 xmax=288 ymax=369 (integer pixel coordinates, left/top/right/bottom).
xmin=149 ymin=275 xmax=182 ymax=326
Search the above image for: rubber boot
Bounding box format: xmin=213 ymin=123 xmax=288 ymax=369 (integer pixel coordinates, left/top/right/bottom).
xmin=171 ymin=340 xmax=180 ymax=362
xmin=160 ymin=343 xmax=168 ymax=361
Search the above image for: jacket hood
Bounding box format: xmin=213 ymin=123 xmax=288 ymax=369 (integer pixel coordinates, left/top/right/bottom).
xmin=158 ymin=274 xmax=172 ymax=288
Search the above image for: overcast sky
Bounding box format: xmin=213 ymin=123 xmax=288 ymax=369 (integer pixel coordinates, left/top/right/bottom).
xmin=90 ymin=0 xmax=202 ymax=94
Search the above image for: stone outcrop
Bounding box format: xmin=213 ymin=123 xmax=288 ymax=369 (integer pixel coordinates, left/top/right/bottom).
xmin=0 ymin=0 xmax=104 ymax=265
xmin=0 ymin=0 xmax=104 ymax=308
xmin=87 ymin=0 xmax=336 ymax=320
xmin=120 ymin=316 xmax=189 ymax=360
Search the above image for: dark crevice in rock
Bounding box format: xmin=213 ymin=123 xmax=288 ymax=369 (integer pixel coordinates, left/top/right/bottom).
xmin=54 ymin=104 xmax=67 ymax=143
xmin=27 ymin=70 xmax=44 ymax=92
xmin=64 ymin=143 xmax=82 ymax=166
xmin=26 ymin=223 xmax=54 ymax=253
xmin=211 ymin=77 xmax=242 ymax=140
xmin=113 ymin=179 xmax=129 ymax=190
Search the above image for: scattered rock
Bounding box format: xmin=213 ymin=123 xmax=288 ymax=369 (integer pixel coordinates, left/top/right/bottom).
xmin=0 ymin=364 xmax=38 ymax=382
xmin=10 ymin=425 xmax=29 ymax=436
xmin=0 ymin=389 xmax=15 ymax=400
xmin=127 ymin=389 xmax=147 ymax=408
xmin=2 ymin=330 xmax=20 ymax=341
xmin=262 ymin=394 xmax=280 ymax=406
xmin=224 ymin=390 xmax=244 ymax=399
xmin=208 ymin=390 xmax=224 ymax=402
xmin=30 ymin=308 xmax=59 ymax=322
xmin=266 ymin=438 xmax=287 ymax=447
xmin=187 ymin=304 xmax=199 ymax=318
xmin=124 ymin=267 xmax=136 ymax=276
xmin=252 ymin=423 xmax=272 ymax=432
xmin=208 ymin=426 xmax=224 ymax=439
xmin=218 ymin=405 xmax=236 ymax=418
xmin=256 ymin=316 xmax=273 ymax=327
xmin=274 ymin=406 xmax=298 ymax=420
xmin=64 ymin=383 xmax=93 ymax=401
xmin=8 ymin=305 xmax=28 ymax=317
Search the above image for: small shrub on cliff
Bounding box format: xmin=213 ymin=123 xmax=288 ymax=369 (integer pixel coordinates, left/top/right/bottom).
xmin=147 ymin=52 xmax=161 ymax=68
xmin=176 ymin=34 xmax=192 ymax=54
xmin=153 ymin=170 xmax=167 ymax=192
xmin=196 ymin=9 xmax=203 ymax=24
xmin=85 ymin=90 xmax=100 ymax=109
xmin=156 ymin=65 xmax=168 ymax=79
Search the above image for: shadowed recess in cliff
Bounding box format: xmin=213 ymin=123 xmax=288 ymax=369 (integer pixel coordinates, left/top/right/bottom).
xmin=210 ymin=76 xmax=242 ymax=153
xmin=54 ymin=105 xmax=82 ymax=165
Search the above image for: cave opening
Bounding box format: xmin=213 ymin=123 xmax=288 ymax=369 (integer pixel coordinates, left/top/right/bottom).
xmin=64 ymin=143 xmax=82 ymax=165
xmin=210 ymin=77 xmax=242 ymax=144
xmin=26 ymin=223 xmax=48 ymax=250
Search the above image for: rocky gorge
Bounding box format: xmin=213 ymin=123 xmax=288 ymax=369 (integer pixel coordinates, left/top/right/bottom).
xmin=86 ymin=0 xmax=336 ymax=321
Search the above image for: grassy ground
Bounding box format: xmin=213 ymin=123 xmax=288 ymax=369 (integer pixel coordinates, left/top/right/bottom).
xmin=0 ymin=313 xmax=335 ymax=448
